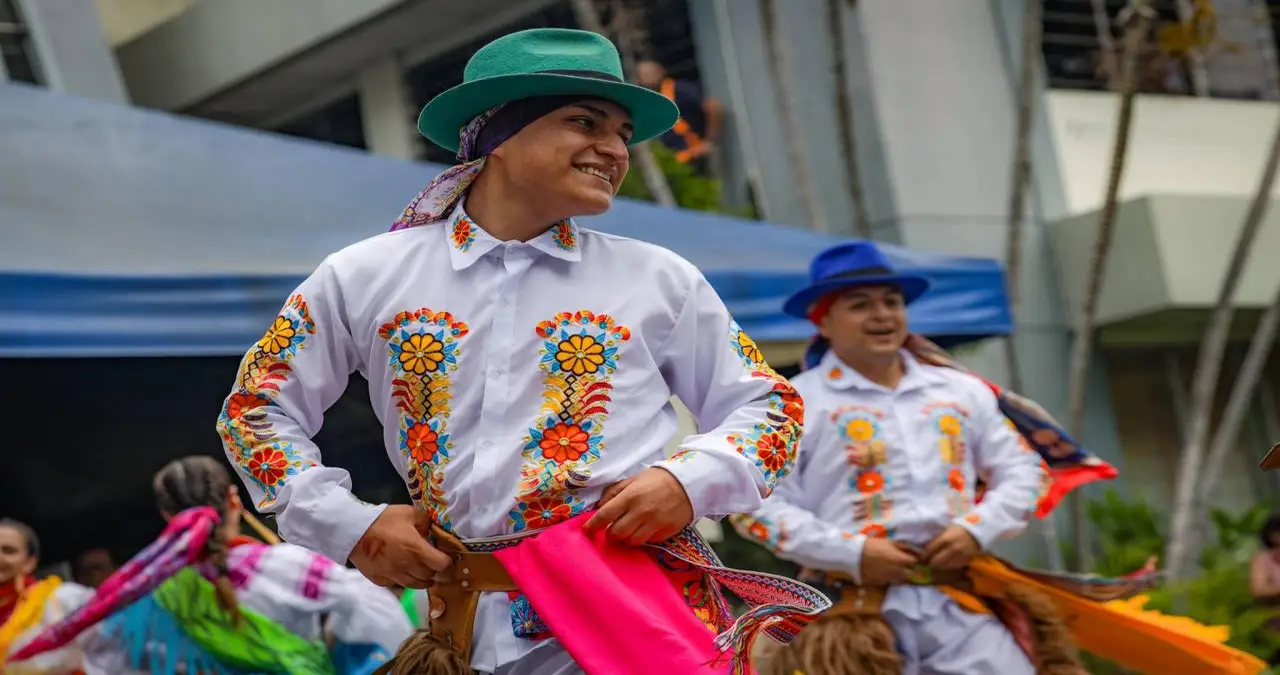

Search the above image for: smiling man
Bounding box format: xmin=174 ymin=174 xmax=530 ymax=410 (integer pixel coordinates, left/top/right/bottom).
xmin=732 ymin=241 xmax=1048 ymax=674
xmin=215 ymin=28 xmax=805 ymax=674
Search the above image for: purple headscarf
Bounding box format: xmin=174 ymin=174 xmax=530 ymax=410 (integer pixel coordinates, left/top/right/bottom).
xmin=391 ymin=95 xmax=592 ymax=232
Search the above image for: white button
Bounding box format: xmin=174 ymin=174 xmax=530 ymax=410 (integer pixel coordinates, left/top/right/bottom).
xmin=489 ymin=368 xmax=502 ymax=379
xmin=500 ymin=298 xmax=511 ymax=307
xmin=482 ymin=440 xmax=493 ymax=448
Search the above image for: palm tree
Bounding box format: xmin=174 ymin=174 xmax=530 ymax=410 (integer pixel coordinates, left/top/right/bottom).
xmin=1004 ymin=0 xmax=1063 ymax=572
xmin=1164 ymin=118 xmax=1280 ymax=581
xmin=569 ymin=0 xmax=676 ymax=208
xmin=760 ymin=0 xmax=828 ymax=233
xmin=1064 ymin=0 xmax=1154 ymax=571
xmin=827 ymin=0 xmax=872 ymax=239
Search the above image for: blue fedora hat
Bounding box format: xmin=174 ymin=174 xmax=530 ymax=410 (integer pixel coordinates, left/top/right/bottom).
xmin=782 ymin=242 xmax=931 ymax=319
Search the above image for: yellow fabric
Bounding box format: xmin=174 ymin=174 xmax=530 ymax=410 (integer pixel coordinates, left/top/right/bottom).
xmin=0 ymin=576 xmax=61 ymax=660
xmin=955 ymin=556 xmax=1266 ymax=675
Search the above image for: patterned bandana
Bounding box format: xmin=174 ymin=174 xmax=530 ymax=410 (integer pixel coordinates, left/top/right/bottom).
xmin=390 ymin=95 xmax=589 ymax=233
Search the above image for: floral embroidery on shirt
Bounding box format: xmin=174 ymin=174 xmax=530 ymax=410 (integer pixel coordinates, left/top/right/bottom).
xmin=508 ymin=311 xmax=631 ymax=531
xmin=508 ymin=591 xmax=553 ymax=640
xmin=924 ymin=401 xmax=972 ymax=518
xmin=379 ymin=308 xmax=470 ymax=531
xmin=218 ymin=294 xmax=318 ymax=508
xmin=551 ymin=220 xmax=577 ymax=251
xmin=726 ymin=320 xmax=803 ymax=493
xmin=731 ymin=513 xmax=789 ymax=550
xmin=450 ymin=213 xmax=478 ymax=252
xmin=831 ymin=405 xmax=894 ymax=538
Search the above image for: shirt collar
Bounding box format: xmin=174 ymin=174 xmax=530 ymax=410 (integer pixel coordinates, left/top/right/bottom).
xmin=445 ymin=200 xmax=583 ymax=271
xmin=819 ymin=348 xmax=941 ymax=394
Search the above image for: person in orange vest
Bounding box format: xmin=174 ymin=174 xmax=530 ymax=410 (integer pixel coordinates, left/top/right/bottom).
xmin=636 ymin=59 xmax=724 ymax=176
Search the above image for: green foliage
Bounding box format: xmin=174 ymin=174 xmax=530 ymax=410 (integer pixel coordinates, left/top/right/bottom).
xmin=1079 ymin=490 xmax=1280 ymax=672
xmin=618 ymin=144 xmax=756 ymax=218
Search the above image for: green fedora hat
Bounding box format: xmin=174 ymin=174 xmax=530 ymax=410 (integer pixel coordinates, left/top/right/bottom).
xmin=417 ymin=28 xmax=679 ymax=154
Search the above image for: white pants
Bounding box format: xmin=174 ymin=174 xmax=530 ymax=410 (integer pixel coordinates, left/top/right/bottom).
xmin=485 ymin=639 xmax=583 ymax=675
xmin=885 ymin=588 xmax=1035 ymax=675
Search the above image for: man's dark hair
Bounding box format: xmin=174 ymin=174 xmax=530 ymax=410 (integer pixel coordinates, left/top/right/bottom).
xmin=1261 ymin=514 xmax=1280 ymax=549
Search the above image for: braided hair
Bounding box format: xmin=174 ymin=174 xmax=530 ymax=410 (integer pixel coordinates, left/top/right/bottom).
xmin=152 ymin=455 xmax=241 ymax=623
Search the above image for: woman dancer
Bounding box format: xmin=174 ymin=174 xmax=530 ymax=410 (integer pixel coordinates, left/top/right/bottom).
xmin=0 ymin=518 xmax=91 ymax=674
xmin=7 ymin=455 xmax=412 ymax=675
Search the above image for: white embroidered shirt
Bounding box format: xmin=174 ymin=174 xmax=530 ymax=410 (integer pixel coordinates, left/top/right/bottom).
xmin=215 ymin=202 xmax=801 ymax=671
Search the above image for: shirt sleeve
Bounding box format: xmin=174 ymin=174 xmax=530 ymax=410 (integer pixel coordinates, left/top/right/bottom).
xmin=729 ymin=411 xmax=869 ymax=583
xmin=651 ymin=270 xmax=804 ymax=521
xmin=215 ymin=258 xmax=387 ymax=565
xmin=955 ymin=380 xmax=1047 ymax=549
xmin=314 ymin=554 xmax=415 ymax=654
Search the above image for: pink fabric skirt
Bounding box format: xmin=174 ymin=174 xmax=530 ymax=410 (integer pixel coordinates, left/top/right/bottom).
xmin=494 ymin=513 xmax=734 ymax=674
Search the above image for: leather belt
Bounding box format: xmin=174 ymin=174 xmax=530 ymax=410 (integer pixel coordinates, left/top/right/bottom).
xmin=426 ymin=526 xmax=520 ymax=659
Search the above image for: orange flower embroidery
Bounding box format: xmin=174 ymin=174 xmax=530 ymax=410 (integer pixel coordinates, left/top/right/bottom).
xmin=778 ymin=391 xmax=805 ymax=424
xmin=827 ymin=366 xmax=843 ymax=380
xmin=521 ymin=495 xmax=573 ymax=529
xmin=856 ymin=471 xmax=884 ymax=494
xmin=406 ymin=425 xmax=440 ymax=465
xmin=748 ymin=521 xmax=771 ymax=542
xmin=948 ymin=467 xmax=965 ymax=491
xmin=248 ymin=448 xmax=290 ymax=487
xmin=860 ymin=523 xmax=888 ymax=538
xmin=755 ymin=432 xmax=791 ymax=473
xmin=539 ymin=423 xmax=590 ymax=463
xmin=225 ymin=392 xmax=267 ymax=419
xmin=451 ymin=216 xmax=477 ymax=251
xmin=964 ymin=513 xmax=982 ymax=525
xmin=552 ymin=221 xmax=577 ymax=251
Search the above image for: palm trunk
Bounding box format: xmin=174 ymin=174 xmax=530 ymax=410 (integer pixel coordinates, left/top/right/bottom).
xmin=761 ymin=0 xmax=829 ymax=232
xmin=569 ymin=0 xmax=677 ymax=208
xmin=1006 ymin=0 xmax=1062 ymax=572
xmin=1090 ymin=0 xmax=1118 ymax=88
xmin=1198 ymin=282 xmax=1280 ymax=505
xmin=1174 ymin=0 xmax=1212 ymax=97
xmin=1165 ymin=117 xmax=1280 ymax=581
xmin=827 ymin=0 xmax=872 ymax=239
xmin=1064 ymin=0 xmax=1153 ymax=572
xmin=1005 ymin=0 xmax=1042 ymax=386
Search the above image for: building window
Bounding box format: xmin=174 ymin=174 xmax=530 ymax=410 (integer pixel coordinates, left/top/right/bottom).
xmin=0 ymin=0 xmax=41 ymax=85
xmin=1042 ymin=0 xmax=1280 ymax=100
xmin=274 ymin=93 xmax=368 ymax=150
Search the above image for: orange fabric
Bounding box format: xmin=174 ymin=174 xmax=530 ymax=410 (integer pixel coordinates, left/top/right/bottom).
xmin=962 ymin=556 xmax=1266 ymax=675
xmin=659 ymin=78 xmax=705 ymax=163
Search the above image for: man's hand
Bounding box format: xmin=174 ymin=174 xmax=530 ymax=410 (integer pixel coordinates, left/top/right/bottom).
xmin=859 ymin=538 xmax=920 ymax=586
xmin=348 ymin=505 xmax=453 ymax=589
xmin=583 ymin=468 xmax=694 ymax=546
xmin=922 ymin=525 xmax=981 ymax=570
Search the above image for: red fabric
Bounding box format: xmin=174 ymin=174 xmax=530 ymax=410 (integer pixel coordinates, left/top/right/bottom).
xmin=806 ymin=290 xmax=842 ymax=325
xmin=227 ymin=535 xmax=259 ymax=549
xmin=493 ymin=513 xmax=730 ymax=675
xmin=0 ymin=575 xmax=36 ymax=626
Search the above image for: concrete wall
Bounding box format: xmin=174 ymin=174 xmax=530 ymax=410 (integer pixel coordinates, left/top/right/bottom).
xmin=13 ymin=0 xmax=128 ymax=103
xmin=1047 ymin=91 xmax=1280 ymax=217
xmin=687 ymin=0 xmax=1126 ymax=561
xmin=1051 ymin=195 xmax=1280 ymax=327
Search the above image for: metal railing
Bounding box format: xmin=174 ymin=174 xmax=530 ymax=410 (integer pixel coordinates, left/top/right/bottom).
xmin=1043 ymin=0 xmax=1280 ymax=100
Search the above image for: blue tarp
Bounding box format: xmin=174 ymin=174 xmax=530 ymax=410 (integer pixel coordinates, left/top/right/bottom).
xmin=0 ymin=83 xmax=1012 ymax=357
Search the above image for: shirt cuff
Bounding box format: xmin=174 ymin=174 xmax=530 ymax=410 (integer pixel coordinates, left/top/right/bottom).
xmin=845 ymin=533 xmax=869 ymax=585
xmin=953 ymin=512 xmax=1000 ymax=551
xmin=652 ymin=449 xmax=765 ymax=522
xmin=278 ymin=481 xmax=388 ymax=564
